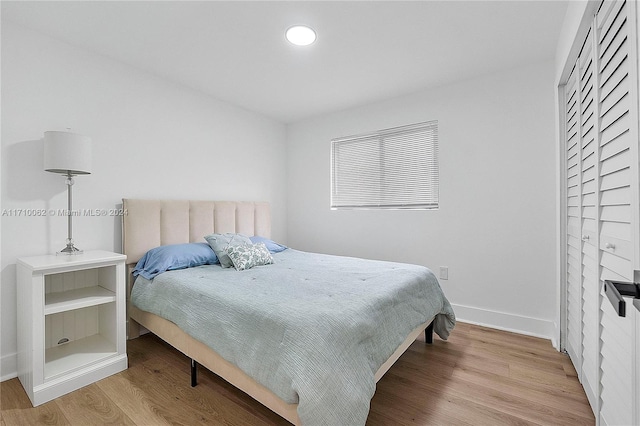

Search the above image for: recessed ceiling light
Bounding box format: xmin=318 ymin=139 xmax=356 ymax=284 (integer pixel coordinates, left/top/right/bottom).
xmin=286 ymin=25 xmax=317 ymax=46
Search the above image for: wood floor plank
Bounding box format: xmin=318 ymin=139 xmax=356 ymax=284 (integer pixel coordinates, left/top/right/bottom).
xmin=508 ymin=362 xmax=586 ymax=394
xmin=371 ymin=378 xmax=535 ymax=426
xmin=0 ymin=322 xmax=595 ymax=425
xmin=94 ymin=372 xmax=174 ymax=425
xmin=0 ymin=379 xmax=70 ymax=426
xmin=451 ymin=363 xmax=592 ymax=417
xmin=53 ymin=383 xmax=135 ymax=425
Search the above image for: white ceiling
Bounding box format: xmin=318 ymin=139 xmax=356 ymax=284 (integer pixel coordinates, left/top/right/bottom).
xmin=2 ymin=1 xmax=569 ymax=124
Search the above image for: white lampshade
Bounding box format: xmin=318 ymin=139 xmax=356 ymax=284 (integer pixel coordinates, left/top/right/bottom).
xmin=44 ymin=131 xmax=92 ymax=175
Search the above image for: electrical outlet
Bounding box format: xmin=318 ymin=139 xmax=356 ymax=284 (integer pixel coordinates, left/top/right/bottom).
xmin=439 ymin=266 xmax=449 ymax=280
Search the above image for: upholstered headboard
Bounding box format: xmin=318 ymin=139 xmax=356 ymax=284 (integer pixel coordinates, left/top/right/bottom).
xmin=122 ymin=199 xmax=271 ymax=265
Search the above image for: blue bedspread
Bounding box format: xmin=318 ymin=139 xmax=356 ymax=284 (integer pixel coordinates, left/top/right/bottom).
xmin=131 ymin=249 xmax=455 ymax=425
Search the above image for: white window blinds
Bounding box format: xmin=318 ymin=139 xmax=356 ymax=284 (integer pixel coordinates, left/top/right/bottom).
xmin=331 ymin=120 xmax=439 ymax=209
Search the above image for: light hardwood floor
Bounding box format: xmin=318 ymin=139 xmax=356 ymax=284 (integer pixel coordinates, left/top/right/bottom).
xmin=1 ymin=322 xmax=595 ymax=425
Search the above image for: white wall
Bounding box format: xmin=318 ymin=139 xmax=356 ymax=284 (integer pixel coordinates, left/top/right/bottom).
xmin=0 ymin=23 xmax=287 ymax=380
xmin=286 ymin=61 xmax=558 ymax=341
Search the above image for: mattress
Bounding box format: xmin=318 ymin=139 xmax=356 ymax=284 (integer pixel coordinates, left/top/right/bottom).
xmin=130 ymin=249 xmax=455 ymax=425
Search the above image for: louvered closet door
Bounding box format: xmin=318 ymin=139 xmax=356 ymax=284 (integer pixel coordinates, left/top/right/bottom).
xmin=599 ymin=295 xmax=637 ymax=426
xmin=597 ymin=0 xmax=636 ymax=283
xmin=577 ymin=32 xmax=599 ymax=409
xmin=596 ymin=1 xmax=639 ymax=424
xmin=565 ymin=66 xmax=583 ymax=369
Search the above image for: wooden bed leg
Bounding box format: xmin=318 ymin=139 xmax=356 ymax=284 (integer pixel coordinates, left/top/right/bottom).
xmin=425 ymin=321 xmax=434 ymax=344
xmin=191 ymin=359 xmax=198 ymax=387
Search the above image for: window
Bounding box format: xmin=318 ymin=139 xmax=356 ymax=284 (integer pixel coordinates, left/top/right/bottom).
xmin=331 ymin=120 xmax=439 ymax=210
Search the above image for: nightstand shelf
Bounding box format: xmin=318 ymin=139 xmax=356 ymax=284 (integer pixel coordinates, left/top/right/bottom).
xmin=17 ymin=250 xmax=127 ymax=406
xmin=45 ymin=334 xmax=117 ymax=380
xmin=44 ymin=286 xmax=116 ymax=315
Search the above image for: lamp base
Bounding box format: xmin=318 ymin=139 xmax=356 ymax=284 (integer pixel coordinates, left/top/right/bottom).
xmin=56 ymin=242 xmax=83 ymax=256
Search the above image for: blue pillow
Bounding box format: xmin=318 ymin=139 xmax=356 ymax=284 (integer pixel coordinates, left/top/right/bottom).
xmin=249 ymin=236 xmax=288 ymax=253
xmin=133 ymin=242 xmax=218 ymax=280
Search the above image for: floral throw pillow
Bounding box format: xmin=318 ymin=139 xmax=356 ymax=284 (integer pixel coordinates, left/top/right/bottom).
xmin=227 ymin=242 xmax=274 ymax=271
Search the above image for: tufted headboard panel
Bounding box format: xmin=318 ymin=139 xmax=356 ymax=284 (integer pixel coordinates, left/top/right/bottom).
xmin=122 ymin=199 xmax=271 ymax=264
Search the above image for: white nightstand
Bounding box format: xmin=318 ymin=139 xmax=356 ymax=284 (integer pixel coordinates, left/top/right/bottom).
xmin=16 ymin=250 xmax=128 ymax=406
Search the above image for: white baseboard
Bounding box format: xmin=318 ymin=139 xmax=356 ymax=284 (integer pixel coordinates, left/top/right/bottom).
xmin=1 ymin=352 xmax=17 ymax=382
xmin=451 ymin=303 xmax=556 ymax=343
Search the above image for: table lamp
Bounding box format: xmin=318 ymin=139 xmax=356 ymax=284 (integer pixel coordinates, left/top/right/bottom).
xmin=44 ymin=130 xmax=92 ymax=254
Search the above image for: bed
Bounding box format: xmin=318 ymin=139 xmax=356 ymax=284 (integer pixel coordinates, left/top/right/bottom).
xmin=123 ymin=199 xmax=455 ymax=425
